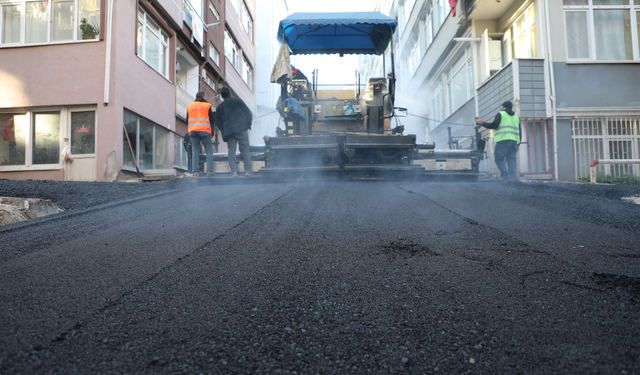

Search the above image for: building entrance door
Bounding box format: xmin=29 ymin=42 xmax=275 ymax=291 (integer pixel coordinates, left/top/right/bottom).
xmin=65 ymin=110 xmax=97 ymax=181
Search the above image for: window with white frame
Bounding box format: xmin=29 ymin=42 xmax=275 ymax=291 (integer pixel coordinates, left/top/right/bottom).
xmin=430 ymin=82 xmax=444 ymax=129
xmin=185 ymin=0 xmax=202 ymax=18
xmin=123 ymin=110 xmax=169 ymax=171
xmin=445 ymin=47 xmax=473 ymax=116
xmin=240 ymin=1 xmax=252 ymax=41
xmin=404 ymin=0 xmax=416 ymax=25
xmin=229 ymin=0 xmax=239 ymax=14
xmin=0 ymin=0 xmax=100 ymax=45
xmin=137 ymin=7 xmax=169 ymax=78
xmin=242 ymin=56 xmax=252 ymax=90
xmin=408 ymin=39 xmax=421 ymax=78
xmin=434 ymin=0 xmax=448 ymax=30
xmin=203 ymin=69 xmax=216 ymax=90
xmin=208 ymin=0 xmax=219 ymax=20
xmin=0 ymin=110 xmax=54 ymax=168
xmin=174 ymin=134 xmax=188 ymax=169
xmin=209 ymin=42 xmax=219 ymax=66
xmin=224 ymin=29 xmax=239 ymax=71
xmin=508 ymin=3 xmax=537 ymax=60
xmin=563 ymin=0 xmax=640 ymax=61
xmin=424 ymin=4 xmax=433 ymax=51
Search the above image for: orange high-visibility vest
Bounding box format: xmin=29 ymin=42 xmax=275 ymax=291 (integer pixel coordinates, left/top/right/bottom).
xmin=187 ymin=102 xmax=213 ymax=133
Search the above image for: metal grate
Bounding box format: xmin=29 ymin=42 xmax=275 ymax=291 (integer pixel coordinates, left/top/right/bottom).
xmin=572 ymin=117 xmax=639 ymax=179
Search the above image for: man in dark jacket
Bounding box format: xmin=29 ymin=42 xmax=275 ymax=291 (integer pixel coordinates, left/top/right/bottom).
xmin=216 ymin=86 xmax=253 ymax=177
xmin=475 ymin=101 xmax=521 ymax=180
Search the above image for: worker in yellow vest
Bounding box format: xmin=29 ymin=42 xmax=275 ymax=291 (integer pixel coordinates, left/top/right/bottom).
xmin=186 ymin=92 xmax=215 ymax=177
xmin=475 ymin=101 xmax=521 ymax=180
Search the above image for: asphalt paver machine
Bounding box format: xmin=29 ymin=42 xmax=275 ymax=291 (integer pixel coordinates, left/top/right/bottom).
xmin=263 ymin=12 xmax=482 ymax=180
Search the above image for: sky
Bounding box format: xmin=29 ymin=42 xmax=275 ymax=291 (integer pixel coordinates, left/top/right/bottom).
xmin=283 ymin=0 xmax=375 ymax=85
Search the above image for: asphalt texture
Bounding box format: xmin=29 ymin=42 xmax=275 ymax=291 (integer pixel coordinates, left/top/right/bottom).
xmin=0 ymin=178 xmax=639 ymax=374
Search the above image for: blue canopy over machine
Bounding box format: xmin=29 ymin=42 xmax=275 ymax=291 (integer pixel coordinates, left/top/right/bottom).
xmin=277 ymin=12 xmax=397 ymax=55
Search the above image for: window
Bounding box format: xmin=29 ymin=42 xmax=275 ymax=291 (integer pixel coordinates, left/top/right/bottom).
xmin=209 ymin=1 xmax=219 ymax=20
xmin=124 ymin=110 xmax=169 ymax=171
xmin=203 ymin=69 xmax=216 ymax=90
xmin=404 ymin=0 xmax=416 ymax=24
xmin=137 ymin=7 xmax=169 ymax=78
xmin=508 ymin=3 xmax=537 ymax=60
xmin=70 ymin=111 xmax=95 ymax=155
xmin=1 ymin=0 xmax=100 ymax=45
xmin=446 ymin=47 xmax=473 ymax=116
xmin=242 ymin=57 xmax=252 ymax=90
xmin=563 ymin=0 xmax=640 ymax=61
xmin=240 ymin=2 xmax=252 ymax=41
xmin=229 ymin=0 xmax=239 ymax=14
xmin=224 ymin=29 xmax=239 ymax=71
xmin=408 ymin=39 xmax=421 ymax=78
xmin=434 ymin=0 xmax=448 ymax=30
xmin=0 ymin=110 xmax=62 ymax=168
xmin=209 ymin=41 xmax=219 ymax=66
xmin=185 ymin=0 xmax=202 ymax=18
xmin=430 ymin=82 xmax=444 ymax=128
xmin=424 ymin=4 xmax=433 ymax=51
xmin=174 ymin=134 xmax=188 ymax=169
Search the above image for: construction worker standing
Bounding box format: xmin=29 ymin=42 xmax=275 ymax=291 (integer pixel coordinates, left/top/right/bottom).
xmin=216 ymin=86 xmax=253 ymax=177
xmin=475 ymin=101 xmax=521 ymax=180
xmin=186 ymin=91 xmax=215 ymax=177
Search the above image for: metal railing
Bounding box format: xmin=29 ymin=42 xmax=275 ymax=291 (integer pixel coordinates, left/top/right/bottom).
xmin=176 ymin=85 xmax=194 ymax=121
xmin=590 ymin=159 xmax=640 ymax=183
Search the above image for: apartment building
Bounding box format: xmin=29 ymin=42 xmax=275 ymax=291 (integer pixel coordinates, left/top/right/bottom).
xmin=388 ymin=0 xmax=640 ymax=181
xmin=252 ymin=0 xmax=289 ymax=146
xmin=0 ymin=0 xmax=255 ymax=181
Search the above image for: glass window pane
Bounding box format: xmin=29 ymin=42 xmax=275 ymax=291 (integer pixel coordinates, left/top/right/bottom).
xmin=1 ymin=114 xmax=27 ymax=166
xmin=123 ymin=111 xmax=138 ymax=169
xmin=566 ymin=11 xmax=590 ymax=58
xmin=139 ymin=119 xmax=154 ymax=169
xmin=137 ymin=21 xmax=143 ymax=57
xmin=154 ymin=125 xmax=168 ymax=169
xmin=145 ymin=26 xmax=160 ymax=71
xmin=78 ymin=0 xmax=100 ymax=40
xmin=26 ymin=1 xmax=49 ymax=44
xmin=594 ymin=9 xmax=632 ymax=60
xmin=2 ymin=5 xmax=22 ymax=44
xmin=71 ymin=111 xmax=95 ymax=155
xmin=32 ymin=112 xmax=60 ymax=165
xmin=53 ymin=1 xmax=74 ymax=41
xmin=563 ymin=0 xmax=588 ymax=4
xmin=637 ymin=11 xmax=640 ymax=55
xmin=593 ymin=0 xmax=626 ymax=5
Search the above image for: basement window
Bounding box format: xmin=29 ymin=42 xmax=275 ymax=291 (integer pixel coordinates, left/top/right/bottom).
xmin=123 ymin=110 xmax=169 ymax=171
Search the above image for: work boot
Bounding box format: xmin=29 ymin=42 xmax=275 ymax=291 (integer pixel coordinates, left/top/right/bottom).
xmin=231 ymin=171 xmax=238 ymax=178
xmin=205 ymin=171 xmax=215 ymax=178
xmin=245 ymin=171 xmax=253 ymax=177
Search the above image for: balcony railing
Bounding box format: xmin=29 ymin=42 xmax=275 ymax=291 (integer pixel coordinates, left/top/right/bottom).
xmin=176 ymin=85 xmax=194 ymax=121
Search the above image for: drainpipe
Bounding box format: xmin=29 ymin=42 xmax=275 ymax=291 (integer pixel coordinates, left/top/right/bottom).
xmin=103 ymin=0 xmax=114 ymax=104
xmin=544 ymin=0 xmax=558 ymax=180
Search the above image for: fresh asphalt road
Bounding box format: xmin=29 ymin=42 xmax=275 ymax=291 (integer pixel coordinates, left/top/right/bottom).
xmin=1 ymin=180 xmax=639 ymax=374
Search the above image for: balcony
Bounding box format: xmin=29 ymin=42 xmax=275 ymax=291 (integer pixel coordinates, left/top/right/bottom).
xmin=477 ymin=58 xmax=548 ymax=120
xmin=176 ymin=85 xmax=194 ymax=121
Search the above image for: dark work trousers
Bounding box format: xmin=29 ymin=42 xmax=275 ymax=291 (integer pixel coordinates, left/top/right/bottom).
xmin=190 ymin=131 xmax=213 ymax=173
xmin=226 ymin=130 xmax=252 ymax=173
xmin=494 ymin=140 xmax=518 ymax=179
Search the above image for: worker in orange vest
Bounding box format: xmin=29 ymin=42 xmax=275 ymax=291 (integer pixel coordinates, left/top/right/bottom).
xmin=186 ymin=91 xmax=215 ymax=177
